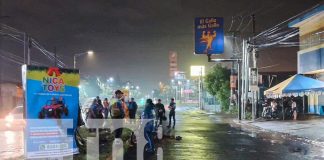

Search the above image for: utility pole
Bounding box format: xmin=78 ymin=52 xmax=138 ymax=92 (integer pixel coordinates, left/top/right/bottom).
xmin=27 ymin=35 xmax=32 ymax=65
xmin=24 ymin=33 xmax=26 ymax=64
xmin=251 ymin=14 xmax=257 ymax=121
xmin=54 ymin=47 xmax=57 ymax=67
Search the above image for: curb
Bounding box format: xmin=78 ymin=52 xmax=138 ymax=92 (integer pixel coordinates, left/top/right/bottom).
xmin=231 ymin=119 xmax=324 ymax=150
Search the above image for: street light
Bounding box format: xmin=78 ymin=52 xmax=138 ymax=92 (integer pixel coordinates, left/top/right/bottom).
xmin=109 ymin=77 xmax=114 ymax=82
xmin=73 ymin=50 xmax=94 ymax=69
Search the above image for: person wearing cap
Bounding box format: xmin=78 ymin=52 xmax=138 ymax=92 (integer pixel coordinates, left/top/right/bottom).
xmin=167 ymin=98 xmax=176 ymax=129
xmin=155 ymin=99 xmax=165 ymax=125
xmin=110 ymin=90 xmax=125 ymax=138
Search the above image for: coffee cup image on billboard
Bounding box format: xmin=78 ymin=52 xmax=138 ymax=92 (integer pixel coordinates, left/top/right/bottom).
xmin=38 ymin=97 xmax=69 ymax=119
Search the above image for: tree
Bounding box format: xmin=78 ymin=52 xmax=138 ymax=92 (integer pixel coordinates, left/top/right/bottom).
xmin=205 ymin=64 xmax=231 ymax=111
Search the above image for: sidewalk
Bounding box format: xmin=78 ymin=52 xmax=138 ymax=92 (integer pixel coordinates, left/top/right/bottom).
xmin=202 ymin=104 xmax=221 ymax=113
xmin=234 ymin=118 xmax=324 ymax=147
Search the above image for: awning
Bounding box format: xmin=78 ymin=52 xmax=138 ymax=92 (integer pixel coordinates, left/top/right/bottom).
xmin=264 ymin=74 xmax=324 ymax=98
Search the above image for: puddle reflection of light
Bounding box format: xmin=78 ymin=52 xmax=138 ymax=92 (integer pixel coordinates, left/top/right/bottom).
xmin=5 ymin=131 xmax=15 ymax=145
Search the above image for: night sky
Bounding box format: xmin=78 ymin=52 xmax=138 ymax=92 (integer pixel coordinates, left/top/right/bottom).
xmin=0 ymin=0 xmax=322 ymax=93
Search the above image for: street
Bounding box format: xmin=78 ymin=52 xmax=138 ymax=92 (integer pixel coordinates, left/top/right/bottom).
xmin=0 ymin=130 xmax=24 ymax=159
xmin=1 ymin=1 xmax=324 ymax=160
xmin=0 ymin=106 xmax=323 ymax=159
xmin=125 ymin=106 xmax=323 ymax=160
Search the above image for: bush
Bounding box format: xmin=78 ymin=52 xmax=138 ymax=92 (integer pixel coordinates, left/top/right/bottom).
xmin=245 ymin=111 xmax=252 ymax=120
xmin=228 ymin=105 xmax=238 ymax=115
xmin=205 ymin=64 xmax=231 ymax=112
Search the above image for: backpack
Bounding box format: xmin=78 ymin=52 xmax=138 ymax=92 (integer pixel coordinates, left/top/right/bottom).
xmin=91 ymin=104 xmax=103 ymax=119
xmin=111 ymin=102 xmax=122 ymax=118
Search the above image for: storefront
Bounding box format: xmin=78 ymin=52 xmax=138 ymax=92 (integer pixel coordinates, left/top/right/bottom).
xmin=288 ymin=4 xmax=324 ymax=115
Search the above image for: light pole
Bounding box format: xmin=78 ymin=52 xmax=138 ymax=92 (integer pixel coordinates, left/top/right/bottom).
xmin=178 ymin=81 xmax=182 ymax=104
xmin=73 ymin=50 xmax=94 ymax=69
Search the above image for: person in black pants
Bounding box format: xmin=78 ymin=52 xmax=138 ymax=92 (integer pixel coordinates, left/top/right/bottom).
xmin=155 ymin=99 xmax=165 ymax=125
xmin=167 ymin=98 xmax=176 ymax=129
xmin=128 ymin=98 xmax=138 ymax=119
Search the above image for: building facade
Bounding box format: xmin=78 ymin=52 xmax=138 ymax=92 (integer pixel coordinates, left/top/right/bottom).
xmin=289 ymin=4 xmax=324 ymax=115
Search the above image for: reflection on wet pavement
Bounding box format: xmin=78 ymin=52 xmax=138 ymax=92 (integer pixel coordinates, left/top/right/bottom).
xmin=125 ymin=106 xmax=323 ymax=160
xmin=0 ymin=131 xmax=24 ymax=159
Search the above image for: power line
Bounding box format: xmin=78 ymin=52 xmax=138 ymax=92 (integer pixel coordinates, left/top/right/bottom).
xmin=0 ymin=23 xmax=67 ymax=67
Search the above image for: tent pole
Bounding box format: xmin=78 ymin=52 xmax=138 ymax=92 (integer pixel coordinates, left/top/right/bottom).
xmin=303 ymin=95 xmax=305 ymax=119
xmin=282 ymin=98 xmax=284 ymax=120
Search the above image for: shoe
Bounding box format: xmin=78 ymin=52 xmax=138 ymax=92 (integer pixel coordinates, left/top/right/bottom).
xmin=172 ymin=126 xmax=175 ymax=129
xmin=167 ymin=125 xmax=170 ymax=128
xmin=175 ymin=136 xmax=182 ymax=141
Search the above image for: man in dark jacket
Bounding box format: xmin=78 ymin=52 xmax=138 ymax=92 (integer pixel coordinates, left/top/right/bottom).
xmin=111 ymin=90 xmax=125 ymax=138
xmin=155 ymin=99 xmax=165 ymax=125
xmin=128 ymin=98 xmax=138 ymax=119
xmin=167 ymin=98 xmax=176 ymax=129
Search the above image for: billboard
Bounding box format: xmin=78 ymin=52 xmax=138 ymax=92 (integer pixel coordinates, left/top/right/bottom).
xmin=194 ymin=17 xmax=224 ymax=54
xmin=22 ymin=65 xmax=80 ymax=158
xmin=169 ymin=51 xmax=178 ymax=78
xmin=190 ymin=66 xmax=205 ymax=77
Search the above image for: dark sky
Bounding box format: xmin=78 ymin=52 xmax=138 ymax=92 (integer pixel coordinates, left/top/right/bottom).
xmin=0 ymin=0 xmax=322 ymax=93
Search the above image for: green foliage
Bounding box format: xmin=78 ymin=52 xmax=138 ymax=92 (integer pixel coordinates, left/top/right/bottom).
xmin=205 ymin=64 xmax=231 ymax=111
xmin=245 ymin=112 xmax=252 ymax=120
xmin=229 ymin=105 xmax=238 ymax=115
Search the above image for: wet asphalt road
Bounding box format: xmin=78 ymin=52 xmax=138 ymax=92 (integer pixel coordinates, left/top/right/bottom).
xmin=125 ymin=106 xmax=322 ymax=160
xmin=0 ymin=106 xmax=323 ymax=160
xmin=0 ymin=121 xmax=24 ymax=159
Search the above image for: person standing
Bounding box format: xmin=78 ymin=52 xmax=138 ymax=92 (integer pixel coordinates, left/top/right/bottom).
xmin=291 ymin=99 xmax=297 ymax=120
xmin=103 ymin=98 xmax=110 ymax=119
xmin=141 ymin=99 xmax=155 ymax=153
xmin=155 ymin=99 xmax=165 ymax=125
xmin=167 ymin=98 xmax=176 ymax=129
xmin=128 ymin=98 xmax=138 ymax=119
xmin=88 ymin=98 xmax=99 ymax=132
xmin=121 ymin=98 xmax=129 ymax=119
xmin=111 ymin=90 xmax=125 ymax=138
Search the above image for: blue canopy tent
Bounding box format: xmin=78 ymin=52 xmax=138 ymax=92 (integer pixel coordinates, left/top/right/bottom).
xmin=265 ymin=74 xmax=324 ymax=97
xmin=265 ymin=74 xmax=324 ymax=115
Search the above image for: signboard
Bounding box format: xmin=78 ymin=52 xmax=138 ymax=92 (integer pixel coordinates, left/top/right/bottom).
xmin=22 ymin=65 xmax=80 ymax=158
xmin=174 ymin=71 xmax=186 ymax=80
xmin=190 ymin=66 xmax=205 ymax=77
xmin=230 ymin=75 xmax=237 ymax=89
xmin=249 ymin=68 xmax=258 ymax=91
xmin=194 ymin=17 xmax=224 ymax=54
xmin=169 ymin=51 xmax=178 ymax=78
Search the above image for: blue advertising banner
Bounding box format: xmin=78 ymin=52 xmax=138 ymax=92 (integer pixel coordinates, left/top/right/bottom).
xmin=22 ymin=65 xmax=80 ymax=158
xmin=194 ymin=17 xmax=224 ymax=54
